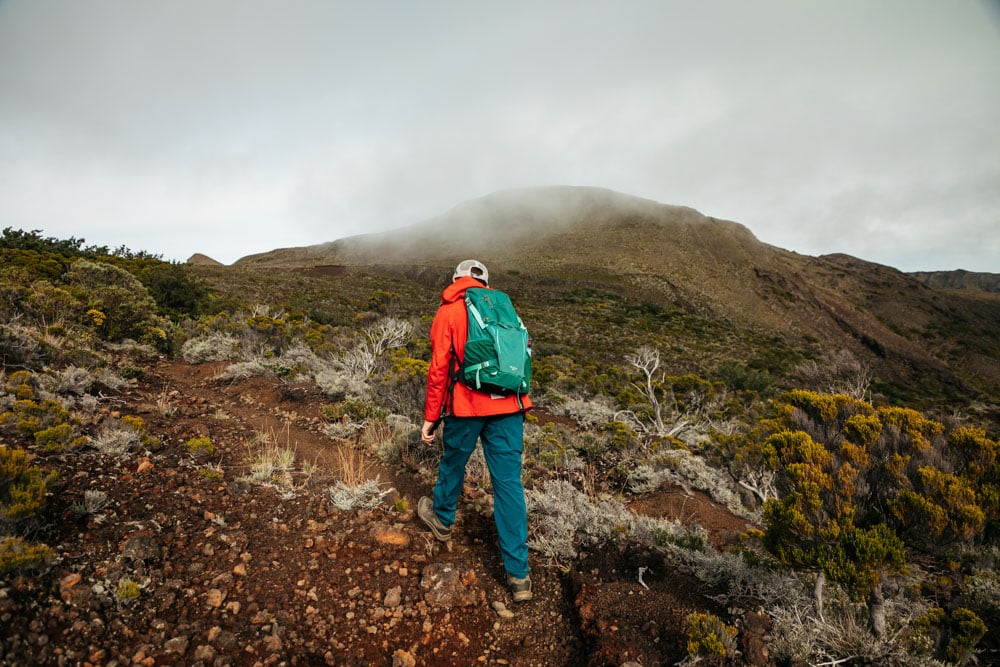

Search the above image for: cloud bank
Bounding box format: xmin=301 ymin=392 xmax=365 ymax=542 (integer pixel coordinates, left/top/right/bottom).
xmin=1 ymin=1 xmax=997 ymax=271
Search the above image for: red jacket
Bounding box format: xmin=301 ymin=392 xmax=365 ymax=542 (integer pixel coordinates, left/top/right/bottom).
xmin=424 ymin=276 xmax=532 ymax=421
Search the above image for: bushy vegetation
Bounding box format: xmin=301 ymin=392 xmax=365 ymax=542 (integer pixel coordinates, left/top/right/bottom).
xmin=1 ymin=229 xmax=997 ymax=664
xmin=185 ymin=434 xmax=215 ymax=456
xmin=1 ymin=227 xmax=211 ymax=318
xmin=0 ymin=536 xmax=55 ymax=576
xmin=0 ymin=228 xmax=212 ymax=361
xmin=0 ymin=445 xmax=59 ymax=524
xmin=685 ymin=611 xmax=739 ymax=663
xmin=0 ymin=445 xmax=60 ymax=575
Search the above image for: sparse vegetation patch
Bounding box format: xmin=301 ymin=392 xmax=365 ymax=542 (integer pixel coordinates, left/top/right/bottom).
xmin=0 ymin=229 xmax=997 ymax=665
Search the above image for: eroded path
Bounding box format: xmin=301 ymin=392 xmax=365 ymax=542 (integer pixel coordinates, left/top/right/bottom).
xmin=1 ymin=357 xmax=770 ymax=666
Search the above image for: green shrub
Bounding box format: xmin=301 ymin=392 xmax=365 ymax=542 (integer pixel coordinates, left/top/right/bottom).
xmin=685 ymin=611 xmax=738 ymax=661
xmin=0 ymin=248 xmax=69 ymax=282
xmin=24 ymin=282 xmax=79 ymax=329
xmin=5 ymin=369 xmax=38 ymax=400
xmin=818 ymin=524 xmax=906 ymax=601
xmin=915 ymin=607 xmax=988 ymax=665
xmin=714 ymin=361 xmax=772 ymax=393
xmin=124 ymin=415 xmax=162 ymax=451
xmin=0 ymin=536 xmax=55 ymax=575
xmin=1 ymin=227 xmax=97 ymax=257
xmin=120 ymin=365 xmax=146 ymax=380
xmin=137 ymin=261 xmax=212 ymax=319
xmin=34 ymin=422 xmax=87 ymax=452
xmin=0 ymin=396 xmax=87 ymax=451
xmin=115 ymin=578 xmax=142 ymax=603
xmin=244 ymin=312 xmax=293 ymax=356
xmin=944 ymin=608 xmax=987 ymax=665
xmin=374 ymin=349 xmax=432 ymax=420
xmin=198 ymin=465 xmax=224 ymax=481
xmin=186 ymin=435 xmax=214 ymax=456
xmin=1 ymin=445 xmax=59 ymax=522
xmin=602 ymin=420 xmax=638 ymax=451
xmin=1 ymin=397 xmax=79 ymax=440
xmin=367 ymin=289 xmax=400 ymax=313
xmin=525 ymin=422 xmax=582 ymax=470
xmin=65 ymin=258 xmax=164 ymax=345
xmin=322 ymin=398 xmax=387 ymax=422
xmin=387 ymin=349 xmax=429 ymax=380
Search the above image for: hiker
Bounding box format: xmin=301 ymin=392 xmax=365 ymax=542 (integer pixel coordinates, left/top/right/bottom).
xmin=418 ymin=259 xmax=533 ymax=602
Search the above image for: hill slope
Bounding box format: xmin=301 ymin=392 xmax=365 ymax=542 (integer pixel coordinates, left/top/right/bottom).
xmin=910 ymin=269 xmax=1000 ymax=293
xmin=233 ymin=186 xmax=1000 ymax=409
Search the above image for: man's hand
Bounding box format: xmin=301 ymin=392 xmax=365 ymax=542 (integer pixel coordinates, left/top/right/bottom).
xmin=421 ymin=420 xmax=439 ymax=445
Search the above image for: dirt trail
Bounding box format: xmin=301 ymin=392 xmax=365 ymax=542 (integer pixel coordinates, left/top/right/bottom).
xmin=1 ymin=357 xmax=771 ymax=666
xmin=147 ymin=359 xmax=769 ymax=665
xmin=150 ymin=360 xmax=345 ymax=472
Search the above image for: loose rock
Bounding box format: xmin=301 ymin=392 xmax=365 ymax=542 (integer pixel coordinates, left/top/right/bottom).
xmin=420 ymin=563 xmax=478 ymax=608
xmin=384 ymin=585 xmax=402 ymax=608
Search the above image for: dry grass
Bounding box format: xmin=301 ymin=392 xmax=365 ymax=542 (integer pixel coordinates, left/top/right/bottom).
xmin=239 ymin=425 xmax=302 ymax=488
xmin=155 ymin=385 xmax=177 ymax=417
xmin=334 ymin=443 xmax=375 ymax=487
xmin=328 ymin=444 xmax=392 ymax=511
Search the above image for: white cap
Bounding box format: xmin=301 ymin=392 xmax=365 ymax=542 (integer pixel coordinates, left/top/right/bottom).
xmin=453 ymin=259 xmax=489 ymax=284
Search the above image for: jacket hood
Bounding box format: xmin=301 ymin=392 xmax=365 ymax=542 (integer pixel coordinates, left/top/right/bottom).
xmin=441 ymin=276 xmax=487 ymax=304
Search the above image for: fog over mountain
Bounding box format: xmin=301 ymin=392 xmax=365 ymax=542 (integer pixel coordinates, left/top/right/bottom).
xmin=2 ymin=2 xmax=998 ymax=271
xmin=231 ymin=186 xmax=1000 ymax=411
xmin=235 ymin=187 xmax=753 ymax=267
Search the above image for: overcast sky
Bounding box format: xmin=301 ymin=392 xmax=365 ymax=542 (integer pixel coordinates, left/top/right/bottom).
xmin=1 ymin=1 xmax=998 ymax=271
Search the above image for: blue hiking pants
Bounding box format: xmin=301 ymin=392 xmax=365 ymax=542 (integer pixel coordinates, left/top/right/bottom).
xmin=432 ymin=412 xmax=530 ymax=579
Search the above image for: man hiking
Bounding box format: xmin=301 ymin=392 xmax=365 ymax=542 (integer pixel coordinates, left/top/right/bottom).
xmin=418 ymin=259 xmax=533 ymax=602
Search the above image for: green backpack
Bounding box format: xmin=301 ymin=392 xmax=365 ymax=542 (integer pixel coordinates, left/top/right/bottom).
xmin=460 ymin=287 xmax=531 ymax=396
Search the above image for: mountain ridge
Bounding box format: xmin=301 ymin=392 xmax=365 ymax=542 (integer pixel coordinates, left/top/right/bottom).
xmin=234 ymin=186 xmax=755 ymax=268
xmin=229 ymin=186 xmax=999 ymax=407
xmin=909 ymin=269 xmax=1000 ymax=293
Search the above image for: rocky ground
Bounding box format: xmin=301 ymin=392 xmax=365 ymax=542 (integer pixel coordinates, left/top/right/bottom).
xmin=1 ymin=358 xmax=769 ymax=666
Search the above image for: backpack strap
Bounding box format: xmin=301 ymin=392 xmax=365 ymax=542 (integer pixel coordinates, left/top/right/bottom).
xmin=466 ymin=299 xmax=487 ymax=329
xmin=443 ymin=346 xmax=461 ymax=417
xmin=464 ymin=360 xmax=494 ymax=390
xmin=463 ymin=297 xmax=490 ymax=390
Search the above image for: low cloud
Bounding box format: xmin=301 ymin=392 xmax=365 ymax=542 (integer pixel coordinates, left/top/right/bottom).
xmin=1 ymin=1 xmax=997 ymax=270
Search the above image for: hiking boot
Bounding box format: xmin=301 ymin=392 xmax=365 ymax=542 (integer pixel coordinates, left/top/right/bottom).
xmin=507 ymin=574 xmax=533 ymax=602
xmin=417 ymin=496 xmax=451 ymax=542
